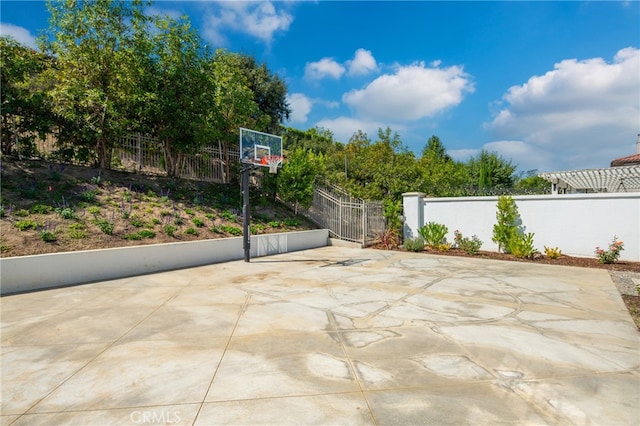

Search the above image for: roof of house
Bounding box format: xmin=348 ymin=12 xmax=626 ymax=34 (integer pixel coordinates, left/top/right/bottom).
xmin=611 ymin=153 xmax=640 ymax=167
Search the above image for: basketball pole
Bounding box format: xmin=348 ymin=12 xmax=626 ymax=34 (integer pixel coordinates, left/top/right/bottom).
xmin=242 ymin=164 xmax=253 ymax=262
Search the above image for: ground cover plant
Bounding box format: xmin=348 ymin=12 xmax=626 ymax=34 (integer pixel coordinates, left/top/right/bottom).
xmin=0 ymin=159 xmax=316 ymax=257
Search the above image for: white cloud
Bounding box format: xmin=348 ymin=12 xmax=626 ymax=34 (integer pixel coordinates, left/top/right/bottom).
xmin=487 ymin=47 xmax=640 ymax=170
xmin=315 ymin=116 xmax=387 ymax=144
xmin=0 ymin=23 xmax=37 ymax=49
xmin=347 ymin=48 xmax=378 ymax=76
xmin=304 ymin=57 xmax=345 ymax=80
xmin=202 ymin=1 xmax=293 ymax=46
xmin=343 ymin=61 xmax=474 ymax=121
xmin=287 ymin=93 xmax=313 ymax=124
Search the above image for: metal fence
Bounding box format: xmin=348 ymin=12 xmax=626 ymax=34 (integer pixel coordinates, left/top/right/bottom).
xmin=115 ymin=134 xmax=240 ymax=183
xmin=300 ymin=181 xmax=386 ymax=246
xmin=33 ymin=132 xmax=240 ymax=183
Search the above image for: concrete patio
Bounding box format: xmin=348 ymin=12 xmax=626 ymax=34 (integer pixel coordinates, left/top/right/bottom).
xmin=2 ymin=246 xmax=638 ymax=425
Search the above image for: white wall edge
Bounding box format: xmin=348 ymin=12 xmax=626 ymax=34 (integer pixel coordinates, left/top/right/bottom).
xmin=0 ymin=229 xmax=329 ymax=295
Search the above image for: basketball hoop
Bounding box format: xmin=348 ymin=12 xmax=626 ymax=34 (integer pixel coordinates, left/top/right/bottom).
xmin=261 ymin=155 xmax=282 ymax=174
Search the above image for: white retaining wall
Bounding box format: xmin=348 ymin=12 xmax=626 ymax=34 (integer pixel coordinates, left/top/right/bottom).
xmin=0 ymin=229 xmax=329 ymax=295
xmin=403 ymin=192 xmax=639 ymax=262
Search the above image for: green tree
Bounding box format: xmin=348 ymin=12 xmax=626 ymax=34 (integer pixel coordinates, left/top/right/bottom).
xmin=492 ymin=195 xmax=521 ymax=253
xmin=277 ymin=148 xmax=325 ymax=214
xmin=514 ymin=170 xmax=549 ymax=194
xmin=466 ymin=150 xmax=517 ymax=191
xmin=140 ymin=15 xmax=210 ymax=177
xmin=0 ymin=36 xmax=53 ymax=157
xmin=417 ymin=135 xmax=467 ymax=196
xmin=41 ymin=0 xmax=149 ymax=169
xmin=237 ymin=55 xmax=291 ymax=134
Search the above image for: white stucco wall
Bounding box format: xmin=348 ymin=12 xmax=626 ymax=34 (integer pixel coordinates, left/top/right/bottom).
xmin=403 ymin=192 xmax=639 ymax=261
xmin=0 ymin=229 xmax=329 ymax=295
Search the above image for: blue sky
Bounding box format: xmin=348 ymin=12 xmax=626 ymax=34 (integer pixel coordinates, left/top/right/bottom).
xmin=1 ymin=1 xmax=639 ymax=173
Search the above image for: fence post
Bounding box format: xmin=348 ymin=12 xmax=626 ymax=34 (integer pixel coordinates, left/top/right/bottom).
xmin=402 ymin=192 xmax=425 ymax=240
xmin=362 ymin=202 xmax=366 ymax=246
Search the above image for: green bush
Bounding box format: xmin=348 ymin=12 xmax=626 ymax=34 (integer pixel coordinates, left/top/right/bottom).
xmin=164 ymin=224 xmax=177 ymax=236
xmin=14 ymin=219 xmax=39 ymax=231
xmin=56 ymin=207 xmax=76 ymax=220
xmin=39 ymin=230 xmax=57 ymax=242
xmin=221 ymin=225 xmax=242 ymax=236
xmin=595 ymin=236 xmax=624 ymax=264
xmin=404 ymin=237 xmax=425 ymax=252
xmin=418 ymin=222 xmax=448 ymax=248
xmin=30 ymin=204 xmax=53 ymax=214
xmin=492 ymin=195 xmax=520 ymax=253
xmin=454 ymin=230 xmax=483 ymax=255
xmin=14 ymin=209 xmax=30 ymax=217
xmin=184 ymin=227 xmax=198 ymax=235
xmin=250 ymin=223 xmax=265 ymax=234
xmin=94 ymin=218 xmax=115 ymax=235
xmin=544 ymin=246 xmax=562 ymax=259
xmin=192 ymin=217 xmax=205 ymax=227
xmin=507 ymin=232 xmax=536 ymax=259
xmin=138 ymin=230 xmax=156 ymax=239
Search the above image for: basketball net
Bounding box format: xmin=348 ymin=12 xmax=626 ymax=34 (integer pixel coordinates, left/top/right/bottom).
xmin=260 ymin=155 xmax=283 ymax=174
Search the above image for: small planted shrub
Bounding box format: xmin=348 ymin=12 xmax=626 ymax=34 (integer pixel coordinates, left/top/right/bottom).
xmin=80 ymin=189 xmax=98 ymax=203
xmin=138 ymin=230 xmax=156 ymax=239
xmin=492 ymin=195 xmax=520 ymax=253
xmin=544 ymin=246 xmax=562 ymax=259
xmin=184 ymin=227 xmax=198 ymax=236
xmin=40 ymin=230 xmax=57 ymax=242
xmin=250 ymin=223 xmax=265 ymax=234
xmin=507 ymin=232 xmax=536 ymax=259
xmin=94 ymin=217 xmax=115 ymax=235
xmin=129 ymin=215 xmax=145 ymax=228
xmin=454 ymin=230 xmax=483 ymax=255
xmin=69 ymin=225 xmax=88 ymax=239
xmin=30 ymin=204 xmax=53 ymax=214
xmin=376 ymin=229 xmax=401 ymax=250
xmin=164 ymin=224 xmax=178 ymax=236
xmin=437 ymin=243 xmax=451 ymax=252
xmin=595 ymin=236 xmax=624 ymax=264
xmin=184 ymin=208 xmax=195 ymax=216
xmin=56 ymin=207 xmax=76 ymax=220
xmin=14 ymin=219 xmax=39 ymax=231
xmin=404 ymin=237 xmax=425 ymax=252
xmin=418 ymin=222 xmax=448 ymax=248
xmin=87 ymin=206 xmax=101 ymax=216
xmin=221 ymin=224 xmax=242 ymax=236
xmin=221 ymin=210 xmax=236 ymax=222
xmin=14 ymin=209 xmax=30 ymax=217
xmin=283 ymin=218 xmax=301 ymax=227
xmin=192 ymin=217 xmax=205 ymax=228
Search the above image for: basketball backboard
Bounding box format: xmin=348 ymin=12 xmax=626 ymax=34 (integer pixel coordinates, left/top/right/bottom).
xmin=240 ymin=128 xmax=283 ymax=171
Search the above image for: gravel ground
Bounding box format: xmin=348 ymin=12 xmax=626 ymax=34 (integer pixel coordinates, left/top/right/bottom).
xmin=610 ymin=271 xmax=640 ymax=296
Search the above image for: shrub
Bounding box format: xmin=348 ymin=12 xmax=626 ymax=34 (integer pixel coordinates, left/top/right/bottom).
xmin=492 ymin=195 xmax=520 ymax=253
xmin=129 ymin=215 xmax=145 ymax=228
xmin=404 ymin=237 xmax=425 ymax=252
xmin=184 ymin=227 xmax=198 ymax=235
xmin=14 ymin=209 xmax=30 ymax=217
xmin=14 ymin=219 xmax=39 ymax=231
xmin=39 ymin=230 xmax=57 ymax=242
xmin=544 ymin=246 xmax=562 ymax=259
xmin=185 ymin=208 xmax=195 ymax=216
xmin=454 ymin=230 xmax=483 ymax=255
xmin=437 ymin=243 xmax=451 ymax=252
xmin=507 ymin=232 xmax=536 ymax=259
xmin=94 ymin=218 xmax=115 ymax=235
xmin=164 ymin=224 xmax=178 ymax=236
xmin=87 ymin=206 xmax=101 ymax=216
xmin=250 ymin=223 xmax=265 ymax=234
xmin=56 ymin=207 xmax=76 ymax=220
xmin=221 ymin=225 xmax=242 ymax=236
xmin=283 ymin=218 xmax=300 ymax=227
xmin=80 ymin=189 xmax=98 ymax=203
xmin=376 ymin=228 xmax=401 ymax=250
xmin=595 ymin=236 xmax=624 ymax=264
xmin=30 ymin=204 xmax=53 ymax=214
xmin=418 ymin=222 xmax=448 ymax=248
xmin=192 ymin=218 xmax=205 ymax=228
xmin=221 ymin=210 xmax=236 ymax=222
xmin=138 ymin=230 xmax=156 ymax=239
